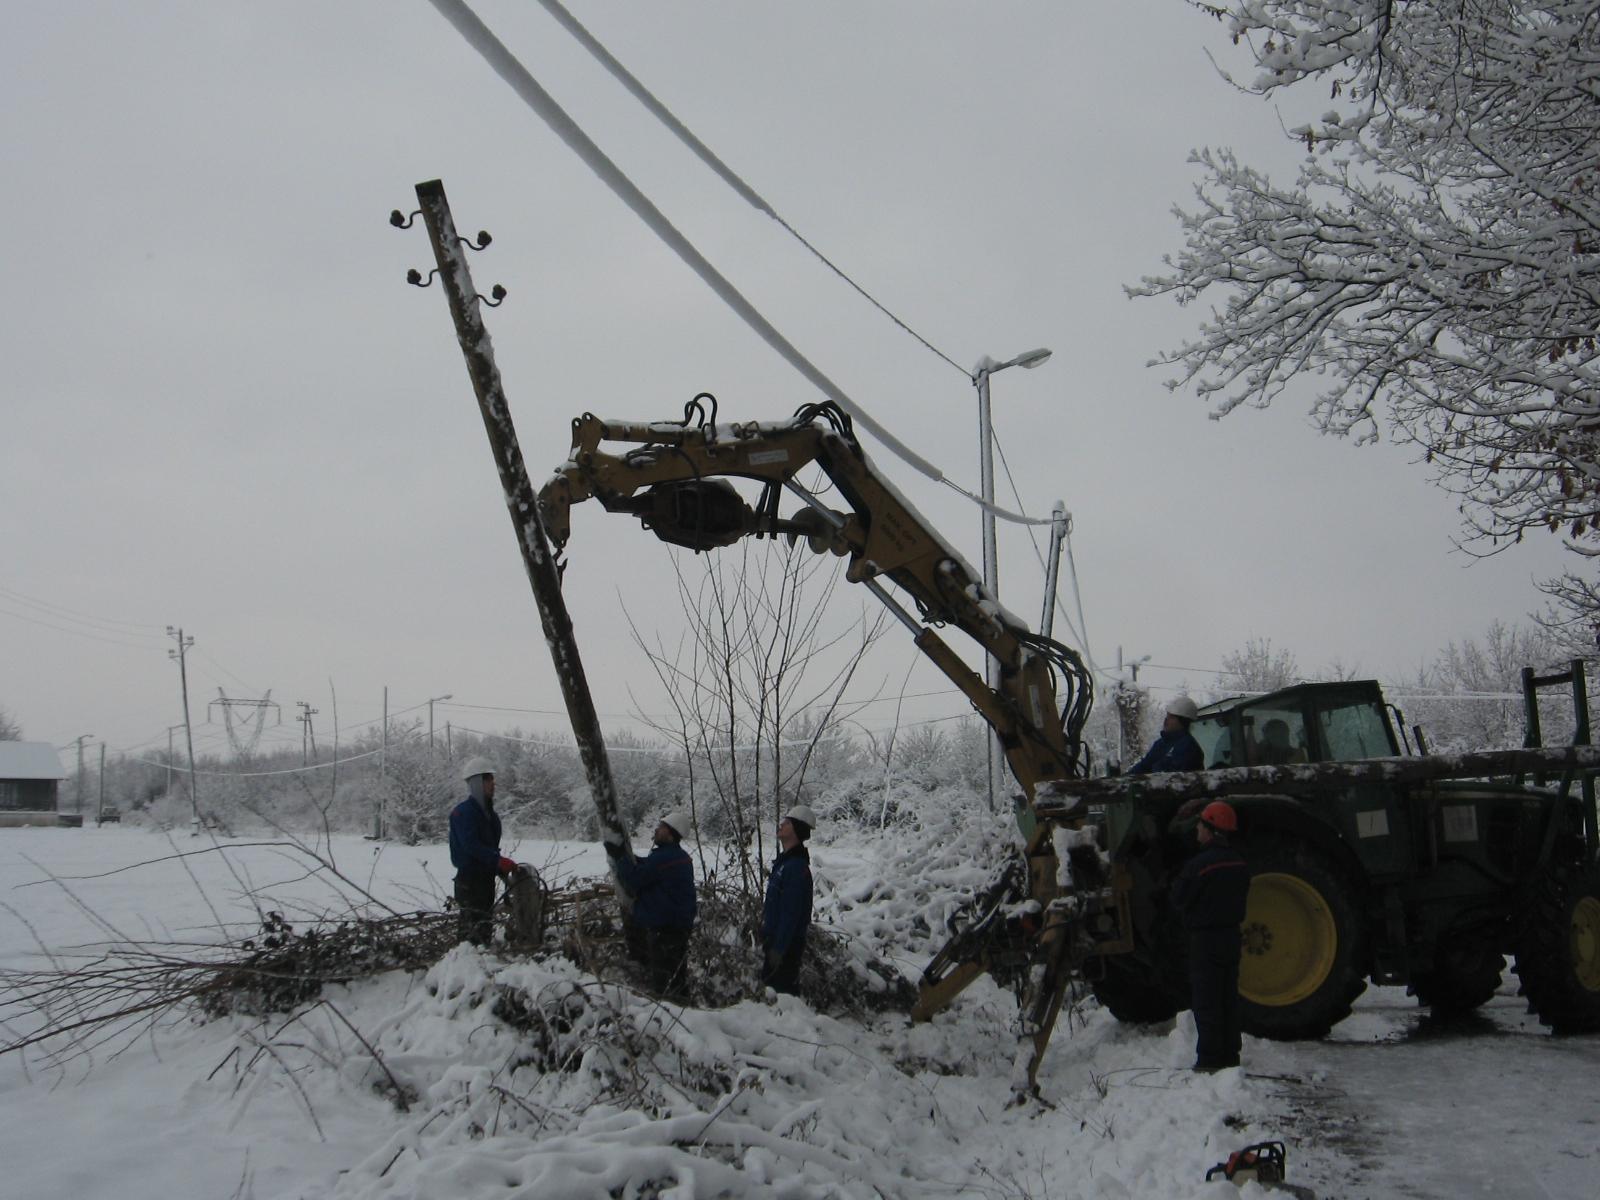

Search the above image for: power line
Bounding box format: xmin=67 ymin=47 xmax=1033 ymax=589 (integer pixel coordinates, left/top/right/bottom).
xmin=426 ymin=0 xmax=1054 ymax=529
xmin=533 ymin=0 xmax=971 ymax=380
xmin=0 ymin=602 xmax=163 ymax=651
xmin=0 ymin=581 xmax=165 ymax=633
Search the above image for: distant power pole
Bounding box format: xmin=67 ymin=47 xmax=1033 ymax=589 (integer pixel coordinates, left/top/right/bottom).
xmin=376 ymin=685 xmax=388 ymax=840
xmin=167 ymin=626 xmax=200 ymax=828
xmin=166 ymin=723 xmax=185 ymax=796
xmin=72 ymin=733 xmax=94 ymax=814
xmin=296 ymin=701 xmax=320 ymax=765
xmin=97 ymin=742 xmax=106 ymax=825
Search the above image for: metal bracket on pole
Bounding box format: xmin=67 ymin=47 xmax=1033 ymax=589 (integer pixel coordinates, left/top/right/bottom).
xmin=404 ymin=178 xmax=633 ymax=908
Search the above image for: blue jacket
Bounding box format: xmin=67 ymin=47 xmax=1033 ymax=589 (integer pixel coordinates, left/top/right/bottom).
xmin=449 ymin=796 xmax=502 ymax=880
xmin=614 ymin=842 xmax=696 ymax=929
xmin=1130 ymin=728 xmax=1203 ymax=775
xmin=1171 ymin=842 xmax=1250 ymax=931
xmin=762 ymin=845 xmax=813 ymax=958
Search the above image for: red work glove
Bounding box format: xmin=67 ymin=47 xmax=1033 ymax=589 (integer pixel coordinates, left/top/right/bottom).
xmin=497 ymin=856 xmax=517 ymax=875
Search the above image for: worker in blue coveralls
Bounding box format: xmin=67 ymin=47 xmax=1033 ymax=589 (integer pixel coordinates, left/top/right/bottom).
xmin=762 ymin=804 xmax=816 ymax=995
xmin=1129 ymin=695 xmax=1204 ymax=774
xmin=605 ymin=810 xmax=697 ymax=1000
xmin=449 ymin=757 xmax=517 ymax=946
xmin=1171 ymin=800 xmax=1250 ymax=1071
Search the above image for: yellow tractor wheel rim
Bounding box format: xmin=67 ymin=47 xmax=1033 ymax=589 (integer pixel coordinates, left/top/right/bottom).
xmin=1573 ymin=896 xmax=1600 ymax=994
xmin=1239 ymin=872 xmax=1338 ymax=1007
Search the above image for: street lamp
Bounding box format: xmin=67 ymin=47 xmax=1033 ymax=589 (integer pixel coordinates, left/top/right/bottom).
xmin=428 ymin=694 xmax=453 ymax=747
xmin=973 ymin=347 xmax=1052 ymax=810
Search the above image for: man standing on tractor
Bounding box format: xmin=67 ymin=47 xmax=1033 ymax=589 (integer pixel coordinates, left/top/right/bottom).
xmin=605 ymin=811 xmax=697 ymax=1000
xmin=1129 ymin=695 xmax=1204 ymax=774
xmin=1172 ymin=800 xmax=1250 ymax=1071
xmin=449 ymin=758 xmax=517 ymax=946
xmin=762 ymin=804 xmax=816 ymax=995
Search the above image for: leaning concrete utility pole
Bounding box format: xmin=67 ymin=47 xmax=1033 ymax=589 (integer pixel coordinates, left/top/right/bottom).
xmin=405 ymin=178 xmax=632 ymax=899
xmin=166 ymin=626 xmax=199 ymax=829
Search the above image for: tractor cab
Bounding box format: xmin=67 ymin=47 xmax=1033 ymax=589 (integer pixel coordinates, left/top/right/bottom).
xmin=1190 ymin=680 xmax=1401 ymax=772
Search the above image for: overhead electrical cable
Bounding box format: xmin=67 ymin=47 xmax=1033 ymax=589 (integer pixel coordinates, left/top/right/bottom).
xmin=533 ymin=0 xmax=970 ymax=380
xmin=0 ymin=581 xmax=166 ymax=634
xmin=425 ymin=0 xmax=1052 ymax=528
xmin=125 ymin=730 xmax=425 ymax=777
xmin=0 ymin=603 xmax=163 ymax=651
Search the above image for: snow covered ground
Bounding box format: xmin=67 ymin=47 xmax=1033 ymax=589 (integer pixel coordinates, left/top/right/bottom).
xmin=2 ymin=826 xmax=1596 ymax=1199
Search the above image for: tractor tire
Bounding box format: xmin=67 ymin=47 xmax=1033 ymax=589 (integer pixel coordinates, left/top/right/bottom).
xmin=1238 ymin=837 xmax=1369 ymax=1040
xmin=1513 ymin=860 xmax=1600 ymax=1034
xmin=1409 ymin=937 xmax=1505 ymax=1014
xmin=1089 ymin=953 xmax=1183 ymax=1024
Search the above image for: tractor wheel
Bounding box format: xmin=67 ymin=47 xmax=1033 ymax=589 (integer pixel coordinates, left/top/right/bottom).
xmin=1513 ymin=860 xmax=1600 ymax=1034
xmin=1409 ymin=937 xmax=1505 ymax=1014
xmin=1238 ymin=838 xmax=1368 ymax=1040
xmin=1089 ymin=953 xmax=1182 ymax=1024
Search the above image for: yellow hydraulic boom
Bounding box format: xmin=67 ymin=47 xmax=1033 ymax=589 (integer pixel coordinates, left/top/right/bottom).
xmin=538 ymin=399 xmax=1115 ymax=1092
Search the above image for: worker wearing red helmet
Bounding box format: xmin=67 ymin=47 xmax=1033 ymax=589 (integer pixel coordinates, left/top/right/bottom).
xmin=1171 ymin=800 xmax=1250 ymax=1071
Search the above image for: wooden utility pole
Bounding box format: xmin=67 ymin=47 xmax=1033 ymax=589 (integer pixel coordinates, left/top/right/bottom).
xmin=408 ymin=178 xmax=631 ymax=895
xmin=167 ymin=626 xmax=200 ymax=828
xmin=165 ymin=723 xmax=184 ymax=796
xmin=376 ymin=685 xmax=388 ymax=840
xmin=72 ymin=733 xmax=94 ymax=814
xmin=96 ymin=742 xmax=106 ymax=825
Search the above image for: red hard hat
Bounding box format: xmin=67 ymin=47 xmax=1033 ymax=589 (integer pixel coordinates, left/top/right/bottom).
xmin=1200 ymin=801 xmax=1238 ymax=833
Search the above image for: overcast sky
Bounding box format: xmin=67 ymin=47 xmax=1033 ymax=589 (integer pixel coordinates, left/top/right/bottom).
xmin=1 ymin=1 xmax=1574 ymax=762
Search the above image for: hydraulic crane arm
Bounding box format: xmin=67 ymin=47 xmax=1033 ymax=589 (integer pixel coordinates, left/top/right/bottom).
xmin=538 ymin=400 xmax=1093 ymax=810
xmin=538 ymin=399 xmax=1102 ymax=1096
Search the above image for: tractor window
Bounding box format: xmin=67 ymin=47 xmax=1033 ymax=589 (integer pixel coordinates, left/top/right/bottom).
xmin=1317 ymin=700 xmax=1396 ymax=761
xmin=1242 ymin=708 xmax=1309 ymax=766
xmin=1191 ymin=719 xmax=1234 ymax=769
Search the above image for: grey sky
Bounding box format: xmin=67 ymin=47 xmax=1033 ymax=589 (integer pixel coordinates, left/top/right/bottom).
xmin=1 ymin=2 xmax=1571 ymax=759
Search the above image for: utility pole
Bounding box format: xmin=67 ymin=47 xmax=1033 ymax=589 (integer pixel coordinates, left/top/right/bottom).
xmin=295 ymin=701 xmax=319 ymax=765
xmin=375 ymin=685 xmax=388 ymax=840
xmin=72 ymin=733 xmax=94 ymax=815
xmin=166 ymin=723 xmax=185 ymax=796
xmin=428 ymin=693 xmax=452 ymax=747
xmin=167 ymin=626 xmax=200 ymax=828
xmin=96 ymin=742 xmax=106 ymax=825
xmin=972 ymin=347 xmax=1053 ymax=811
xmin=1039 ymin=501 xmax=1070 ymax=641
xmin=405 ymin=177 xmax=632 ymax=910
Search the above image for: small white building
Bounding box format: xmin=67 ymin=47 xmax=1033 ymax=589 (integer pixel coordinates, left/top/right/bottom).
xmin=0 ymin=742 xmax=70 ymax=827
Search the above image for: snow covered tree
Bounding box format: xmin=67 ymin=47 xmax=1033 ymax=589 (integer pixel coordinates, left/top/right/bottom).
xmin=1218 ymin=637 xmax=1301 ymax=694
xmin=0 ymin=705 xmax=19 ymax=741
xmin=1399 ymin=618 xmax=1577 ymax=750
xmin=1138 ymin=1 xmax=1600 ymax=626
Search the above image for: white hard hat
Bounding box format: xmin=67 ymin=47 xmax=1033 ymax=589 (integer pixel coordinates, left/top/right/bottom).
xmin=659 ymin=810 xmax=691 ymax=839
xmin=783 ymin=804 xmax=817 ymax=828
xmin=460 ymin=756 xmax=497 ymax=782
xmin=1166 ymin=696 xmax=1199 ymax=721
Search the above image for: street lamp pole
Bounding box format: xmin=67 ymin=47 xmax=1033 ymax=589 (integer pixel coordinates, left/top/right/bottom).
xmin=973 ymin=347 xmax=1052 ymax=810
xmin=429 ymin=694 xmax=453 ymax=747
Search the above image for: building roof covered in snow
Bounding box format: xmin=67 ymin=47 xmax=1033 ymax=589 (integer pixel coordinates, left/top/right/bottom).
xmin=0 ymin=742 xmax=68 ymax=781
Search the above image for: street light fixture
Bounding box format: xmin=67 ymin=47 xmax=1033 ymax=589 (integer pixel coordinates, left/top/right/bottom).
xmin=428 ymin=693 xmax=454 ymax=747
xmin=973 ymin=347 xmax=1053 ymax=811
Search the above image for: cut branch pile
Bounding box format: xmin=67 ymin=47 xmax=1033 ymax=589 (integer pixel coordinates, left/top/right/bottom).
xmin=2 ymin=872 xmax=914 ymax=1074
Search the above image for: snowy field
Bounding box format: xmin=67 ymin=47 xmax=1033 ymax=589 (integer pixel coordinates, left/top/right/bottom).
xmin=2 ymin=826 xmax=1597 ymax=1199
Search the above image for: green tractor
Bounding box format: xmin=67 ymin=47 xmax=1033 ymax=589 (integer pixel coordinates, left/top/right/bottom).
xmin=1068 ymin=661 xmax=1600 ymax=1040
